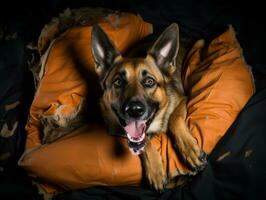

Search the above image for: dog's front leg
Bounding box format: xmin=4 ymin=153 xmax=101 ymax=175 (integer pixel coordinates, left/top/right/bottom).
xmin=169 ymin=98 xmax=207 ymax=172
xmin=141 ymin=138 xmax=166 ymax=191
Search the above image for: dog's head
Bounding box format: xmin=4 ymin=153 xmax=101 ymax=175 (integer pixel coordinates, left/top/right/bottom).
xmin=91 ymin=24 xmax=180 ymax=155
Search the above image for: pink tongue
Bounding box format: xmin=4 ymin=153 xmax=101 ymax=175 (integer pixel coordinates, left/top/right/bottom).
xmin=124 ymin=120 xmax=146 ymax=140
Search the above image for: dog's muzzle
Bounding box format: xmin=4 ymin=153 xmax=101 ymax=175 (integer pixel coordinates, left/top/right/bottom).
xmin=123 ymin=100 xmax=156 ymax=155
xmin=112 ymin=99 xmax=158 ymax=155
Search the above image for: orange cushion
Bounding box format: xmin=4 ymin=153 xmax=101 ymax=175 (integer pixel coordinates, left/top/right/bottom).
xmin=183 ymin=26 xmax=255 ymax=153
xmin=19 ymin=23 xmax=255 ymax=195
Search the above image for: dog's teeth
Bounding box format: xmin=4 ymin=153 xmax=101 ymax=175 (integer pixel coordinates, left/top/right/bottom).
xmin=128 ymin=133 xmax=145 ymax=143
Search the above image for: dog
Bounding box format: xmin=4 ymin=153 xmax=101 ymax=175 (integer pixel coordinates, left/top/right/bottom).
xmin=91 ymin=23 xmax=206 ymax=190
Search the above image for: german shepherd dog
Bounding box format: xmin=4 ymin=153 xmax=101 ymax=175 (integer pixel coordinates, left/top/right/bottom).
xmin=91 ymin=23 xmax=206 ymax=190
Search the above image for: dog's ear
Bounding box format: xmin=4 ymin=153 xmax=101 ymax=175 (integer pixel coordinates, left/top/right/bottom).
xmin=148 ymin=23 xmax=179 ymax=76
xmin=91 ymin=25 xmax=120 ymax=79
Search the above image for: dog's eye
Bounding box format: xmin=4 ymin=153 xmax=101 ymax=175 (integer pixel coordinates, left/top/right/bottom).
xmin=142 ymin=77 xmax=156 ymax=88
xmin=113 ymin=78 xmax=123 ymax=88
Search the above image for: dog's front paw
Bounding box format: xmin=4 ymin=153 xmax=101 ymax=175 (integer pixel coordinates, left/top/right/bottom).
xmin=178 ymin=136 xmax=207 ymax=172
xmin=142 ymin=144 xmax=166 ymax=191
xmin=145 ymin=161 xmax=166 ymax=191
xmin=170 ymin=116 xmax=207 ymax=172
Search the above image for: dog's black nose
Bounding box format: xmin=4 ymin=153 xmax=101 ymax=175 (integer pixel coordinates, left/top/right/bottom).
xmin=125 ymin=101 xmax=145 ymax=119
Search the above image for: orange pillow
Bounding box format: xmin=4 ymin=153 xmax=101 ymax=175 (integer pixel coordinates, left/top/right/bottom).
xmin=183 ymin=26 xmax=255 ymax=153
xmin=19 ymin=23 xmax=254 ymax=195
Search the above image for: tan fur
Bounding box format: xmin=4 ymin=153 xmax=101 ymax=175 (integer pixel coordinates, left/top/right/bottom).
xmin=141 ymin=138 xmax=166 ymax=190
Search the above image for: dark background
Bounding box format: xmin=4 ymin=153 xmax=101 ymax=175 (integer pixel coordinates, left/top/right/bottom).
xmin=1 ymin=0 xmax=266 ymax=66
xmin=0 ymin=0 xmax=266 ymax=199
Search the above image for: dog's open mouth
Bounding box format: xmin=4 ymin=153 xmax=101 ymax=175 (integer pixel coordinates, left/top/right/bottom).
xmin=124 ymin=120 xmax=147 ymax=155
xmin=112 ymin=104 xmax=157 ymax=155
xmin=122 ymin=111 xmax=155 ymax=155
